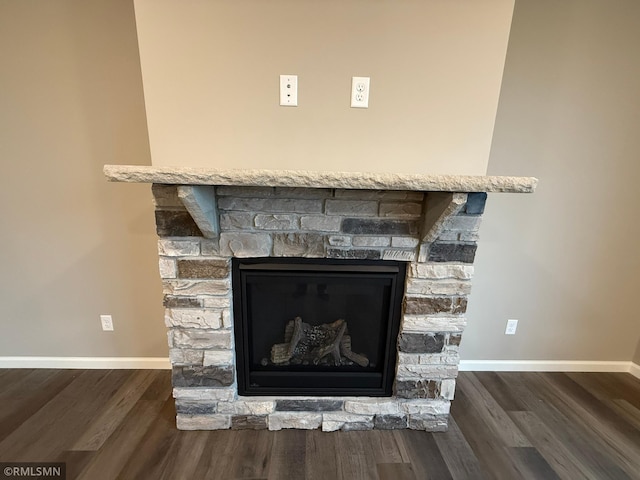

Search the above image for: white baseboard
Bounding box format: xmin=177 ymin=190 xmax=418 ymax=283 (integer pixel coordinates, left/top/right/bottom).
xmin=0 ymin=356 xmax=171 ymax=369
xmin=0 ymin=357 xmax=638 ymax=378
xmin=459 ymin=360 xmax=638 ymax=376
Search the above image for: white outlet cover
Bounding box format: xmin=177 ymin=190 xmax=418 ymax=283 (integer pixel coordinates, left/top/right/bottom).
xmin=505 ymin=319 xmax=518 ymax=335
xmin=351 ymin=76 xmax=370 ymax=108
xmin=100 ymin=314 xmax=114 ymax=331
xmin=280 ymin=75 xmax=298 ymax=106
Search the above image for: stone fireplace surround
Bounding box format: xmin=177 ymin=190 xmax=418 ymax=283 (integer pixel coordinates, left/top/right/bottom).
xmin=105 ymin=166 xmax=536 ymax=432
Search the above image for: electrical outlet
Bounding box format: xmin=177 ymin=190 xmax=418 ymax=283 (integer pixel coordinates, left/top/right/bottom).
xmin=351 ymin=76 xmax=370 ymax=108
xmin=100 ymin=314 xmax=114 ymax=331
xmin=279 ymin=75 xmax=298 ymax=106
xmin=505 ymin=319 xmax=518 ymax=335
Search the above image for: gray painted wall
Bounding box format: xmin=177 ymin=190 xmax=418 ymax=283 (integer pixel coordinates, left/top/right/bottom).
xmin=0 ymin=0 xmax=165 ymax=357
xmin=461 ymin=0 xmax=640 ymax=362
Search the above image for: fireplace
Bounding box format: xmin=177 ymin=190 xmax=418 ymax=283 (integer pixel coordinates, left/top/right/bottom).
xmin=233 ymin=258 xmax=406 ymax=396
xmin=104 ymin=165 xmax=537 ymax=431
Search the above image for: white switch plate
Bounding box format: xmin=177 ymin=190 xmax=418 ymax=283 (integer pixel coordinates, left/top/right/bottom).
xmin=280 ymin=75 xmax=298 ymax=106
xmin=505 ymin=319 xmax=518 ymax=335
xmin=100 ymin=314 xmax=114 ymax=331
xmin=351 ymin=76 xmax=370 ymax=108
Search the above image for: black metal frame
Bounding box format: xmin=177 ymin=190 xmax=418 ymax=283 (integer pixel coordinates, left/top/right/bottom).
xmin=232 ymin=257 xmax=406 ymax=396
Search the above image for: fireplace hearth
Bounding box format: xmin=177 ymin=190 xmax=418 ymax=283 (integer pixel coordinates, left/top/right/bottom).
xmin=104 ymin=165 xmax=537 ymax=432
xmin=232 ymin=258 xmax=406 ymax=396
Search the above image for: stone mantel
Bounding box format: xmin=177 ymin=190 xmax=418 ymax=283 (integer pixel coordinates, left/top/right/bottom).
xmin=103 ymin=165 xmax=538 ymax=194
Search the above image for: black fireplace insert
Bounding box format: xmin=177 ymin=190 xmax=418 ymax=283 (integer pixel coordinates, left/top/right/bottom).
xmin=232 ymin=257 xmax=406 ymax=396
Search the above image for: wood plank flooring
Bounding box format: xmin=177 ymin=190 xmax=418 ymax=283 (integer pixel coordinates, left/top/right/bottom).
xmin=0 ymin=369 xmax=638 ymax=479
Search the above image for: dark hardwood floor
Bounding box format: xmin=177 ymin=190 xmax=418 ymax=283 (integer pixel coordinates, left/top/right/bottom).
xmin=0 ymin=369 xmax=638 ymax=479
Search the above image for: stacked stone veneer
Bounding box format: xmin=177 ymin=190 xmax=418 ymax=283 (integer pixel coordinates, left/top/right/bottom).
xmin=152 ymin=184 xmax=486 ymax=432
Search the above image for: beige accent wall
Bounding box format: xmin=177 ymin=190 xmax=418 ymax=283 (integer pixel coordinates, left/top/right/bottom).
xmin=0 ymin=0 xmax=165 ymax=357
xmin=2 ymin=0 xmax=639 ymax=365
xmin=461 ymin=0 xmax=640 ymax=361
xmin=634 ymin=342 xmax=640 ymax=365
xmin=133 ymin=0 xmax=514 ymax=175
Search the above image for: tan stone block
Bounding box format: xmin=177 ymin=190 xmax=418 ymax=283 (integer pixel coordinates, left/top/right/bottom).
xmin=268 ymin=413 xmax=322 ymax=430
xmin=173 ymin=387 xmax=236 ymax=402
xmin=158 ymin=257 xmax=177 ymax=279
xmin=401 ymin=315 xmax=467 ymax=333
xmin=202 ymin=350 xmax=234 ymax=366
xmin=344 ymin=400 xmax=399 ymax=415
xmin=157 ymin=239 xmax=200 ymax=256
xmin=171 ymin=329 xmax=232 ymax=349
xmin=409 ymin=264 xmax=474 ymax=280
xmin=177 ymin=414 xmax=230 ymax=430
xmin=163 ymin=279 xmax=230 ymax=297
xmin=406 ymin=278 xmax=472 ymax=296
xmin=219 ymin=233 xmax=271 ymax=257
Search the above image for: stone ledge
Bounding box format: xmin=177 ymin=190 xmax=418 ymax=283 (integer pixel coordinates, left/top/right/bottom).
xmin=105 ymin=165 xmax=538 ymax=193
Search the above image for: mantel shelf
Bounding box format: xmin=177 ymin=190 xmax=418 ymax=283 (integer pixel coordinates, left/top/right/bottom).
xmin=104 ymin=165 xmax=537 ymax=194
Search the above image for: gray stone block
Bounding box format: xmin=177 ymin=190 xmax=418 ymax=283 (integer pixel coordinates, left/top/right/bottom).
xmin=352 ymin=236 xmax=390 ymax=247
xmin=398 ymin=333 xmax=445 ymax=354
xmin=274 ymin=187 xmax=333 ymax=199
xmin=404 ymin=296 xmax=468 ymax=315
xmin=163 ymin=296 xmax=203 ymax=308
xmin=341 ymin=421 xmax=374 ymax=431
xmin=216 ymin=186 xmax=275 ymax=197
xmin=447 ymin=215 xmax=482 ymax=232
xmin=155 ymin=210 xmax=202 ymax=237
xmin=172 ymin=365 xmax=234 ymax=387
xmin=326 ymin=248 xmax=381 ymax=260
xmin=374 ymin=415 xmax=408 ymax=430
xmin=327 ymin=235 xmax=351 ymax=246
xmin=169 ymin=348 xmax=204 ymax=366
xmin=254 ymin=214 xmax=298 ymax=230
xmin=379 ymin=202 xmax=422 ymax=217
xmin=275 ymin=400 xmax=343 ymax=412
xmin=382 ymin=249 xmax=416 ymax=261
xmin=464 ymin=192 xmax=487 ymax=214
xmin=273 ymin=233 xmax=324 ymax=257
xmin=325 ymin=200 xmax=378 ymax=216
xmin=219 ymin=212 xmax=254 ymax=230
xmin=391 ymin=237 xmax=419 ymax=248
xmin=342 ymin=218 xmax=418 ymax=235
xmin=231 ymin=415 xmax=269 ymax=430
xmin=428 ymin=243 xmax=477 ymax=263
xmin=171 ymin=329 xmax=232 ymax=349
xmin=335 ymin=190 xmax=424 ymax=201
xmin=395 ymin=379 xmax=441 ymax=399
xmin=300 ymin=215 xmax=342 ymax=232
xmin=176 ymin=401 xmax=217 ymax=414
xmin=177 ymin=259 xmax=229 ymax=279
xmin=152 ymin=184 xmax=182 ymax=208
xmin=408 ymin=414 xmax=449 ymax=432
xmin=218 ymin=197 xmax=323 ymax=214
xmin=200 ymin=239 xmax=220 ymax=255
